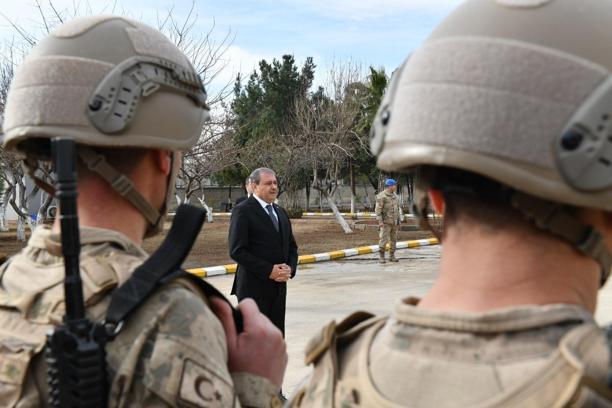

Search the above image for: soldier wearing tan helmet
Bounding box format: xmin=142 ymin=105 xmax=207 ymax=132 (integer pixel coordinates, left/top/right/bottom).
xmin=0 ymin=16 xmax=286 ymax=407
xmin=289 ymin=0 xmax=612 ymax=406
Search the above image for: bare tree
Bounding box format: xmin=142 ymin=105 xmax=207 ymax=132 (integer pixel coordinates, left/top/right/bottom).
xmin=152 ymin=3 xmax=243 ymax=210
xmin=0 ymin=143 xmax=54 ymax=239
xmin=155 ymin=3 xmax=235 ymax=106
xmin=293 ymin=61 xmax=365 ymax=233
xmin=0 ymin=44 xmax=15 ymax=232
xmin=0 ymin=44 xmax=33 ymax=239
xmin=179 ymin=112 xmax=241 ymax=204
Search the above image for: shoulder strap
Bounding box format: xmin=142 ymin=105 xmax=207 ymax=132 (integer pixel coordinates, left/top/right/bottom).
xmin=560 ymin=323 xmax=612 ymax=403
xmin=103 ymin=204 xmax=242 ymax=337
xmin=344 ymin=320 xmax=612 ymax=408
xmin=288 ymin=312 xmax=384 ymax=407
xmin=103 ymin=205 xmax=215 ymax=336
xmin=475 ymin=322 xmax=612 ymax=408
xmin=304 ymin=311 xmax=379 ymax=365
xmin=505 ymin=322 xmax=612 ymax=407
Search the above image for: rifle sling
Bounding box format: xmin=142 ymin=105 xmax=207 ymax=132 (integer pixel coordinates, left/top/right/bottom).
xmin=103 ymin=204 xmax=242 ymax=336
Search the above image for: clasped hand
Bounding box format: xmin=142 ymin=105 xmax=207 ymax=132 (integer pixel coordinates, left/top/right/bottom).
xmin=270 ymin=263 xmax=291 ymax=282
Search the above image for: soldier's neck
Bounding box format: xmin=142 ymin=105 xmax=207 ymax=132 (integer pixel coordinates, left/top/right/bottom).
xmin=418 ymin=220 xmax=600 ymax=314
xmin=53 ymin=177 xmax=148 ymax=247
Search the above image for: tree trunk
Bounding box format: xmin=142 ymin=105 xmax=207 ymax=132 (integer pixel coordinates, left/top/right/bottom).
xmin=362 ymin=181 xmax=372 ymax=210
xmin=36 ymin=192 xmax=54 ymax=226
xmin=0 ymin=186 xmax=13 ymax=232
xmin=397 ymin=182 xmax=404 ymax=215
xmin=26 ymin=216 xmax=34 ymax=233
xmin=184 ymin=178 xmax=201 ymax=205
xmin=226 ymin=186 xmax=233 ymax=211
xmin=349 ymin=161 xmax=356 ymax=214
xmin=324 ymin=190 xmax=353 ymax=234
xmin=197 ymin=197 xmax=213 ymax=223
xmin=378 ymin=173 xmax=385 ymax=194
xmin=9 ymin=182 xmax=27 ymax=219
xmin=305 ymin=183 xmax=310 ymax=211
xmin=16 ymin=216 xmax=26 ymax=241
xmin=319 ymin=190 xmax=323 ymax=212
xmin=405 ymin=173 xmax=414 ymax=209
xmin=11 ymin=178 xmax=32 ymax=240
xmin=285 ymin=189 xmax=299 ymax=211
xmin=0 ymin=207 xmax=7 ymax=231
xmin=184 ymin=189 xmax=195 ymax=204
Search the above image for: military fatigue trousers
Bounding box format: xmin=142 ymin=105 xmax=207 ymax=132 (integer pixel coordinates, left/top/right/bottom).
xmin=379 ymin=224 xmax=398 ymax=252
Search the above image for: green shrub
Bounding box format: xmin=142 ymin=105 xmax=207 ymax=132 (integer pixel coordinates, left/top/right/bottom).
xmin=285 ymin=208 xmax=303 ymax=219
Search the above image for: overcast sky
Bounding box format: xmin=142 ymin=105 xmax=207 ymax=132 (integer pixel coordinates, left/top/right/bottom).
xmin=0 ymin=0 xmax=463 ymax=93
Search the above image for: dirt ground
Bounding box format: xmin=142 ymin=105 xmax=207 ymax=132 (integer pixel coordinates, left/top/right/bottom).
xmin=0 ymin=218 xmax=433 ymax=267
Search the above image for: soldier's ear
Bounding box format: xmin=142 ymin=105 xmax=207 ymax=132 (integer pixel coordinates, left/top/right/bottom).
xmin=428 ymin=189 xmax=445 ymax=215
xmin=153 ymin=149 xmax=173 ymax=176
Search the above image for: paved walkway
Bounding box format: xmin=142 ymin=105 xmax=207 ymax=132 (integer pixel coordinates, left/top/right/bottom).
xmin=207 ymin=245 xmax=612 ymax=394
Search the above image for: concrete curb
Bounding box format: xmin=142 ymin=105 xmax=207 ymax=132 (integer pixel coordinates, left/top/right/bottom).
xmin=203 ymin=212 xmax=411 ymax=218
xmin=173 ymin=212 xmax=438 ymax=221
xmin=187 ymin=238 xmax=439 ymax=278
xmin=302 ymin=212 xmax=379 ymax=217
xmin=302 ymin=213 xmax=440 ymax=220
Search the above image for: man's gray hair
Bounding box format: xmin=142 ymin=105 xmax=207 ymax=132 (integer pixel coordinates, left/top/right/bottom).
xmin=250 ymin=167 xmax=276 ymax=184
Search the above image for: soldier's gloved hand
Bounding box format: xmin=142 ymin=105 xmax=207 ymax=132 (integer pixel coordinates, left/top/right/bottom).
xmin=210 ymin=298 xmax=288 ymax=389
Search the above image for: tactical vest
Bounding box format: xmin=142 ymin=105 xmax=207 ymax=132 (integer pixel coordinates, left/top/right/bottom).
xmin=0 ymin=252 xmax=119 ymax=407
xmin=290 ymin=312 xmax=612 ymax=407
xmin=0 ymin=205 xmax=232 ymax=407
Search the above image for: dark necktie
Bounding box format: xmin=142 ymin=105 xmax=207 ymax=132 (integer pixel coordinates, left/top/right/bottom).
xmin=266 ymin=204 xmax=279 ymax=232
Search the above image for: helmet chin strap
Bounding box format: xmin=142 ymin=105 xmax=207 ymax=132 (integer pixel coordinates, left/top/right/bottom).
xmin=26 ymin=147 xmax=175 ymax=238
xmin=76 ymin=147 xmax=163 ymax=235
xmin=510 ymin=192 xmax=612 ymax=286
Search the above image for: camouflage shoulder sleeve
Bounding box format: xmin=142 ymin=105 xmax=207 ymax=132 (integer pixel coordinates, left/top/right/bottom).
xmin=107 ymin=284 xmax=238 ymax=407
xmin=375 ymin=193 xmax=383 ymax=220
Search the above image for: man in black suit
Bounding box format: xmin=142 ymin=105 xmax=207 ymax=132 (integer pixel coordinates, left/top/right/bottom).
xmin=229 ymin=168 xmax=298 ymax=335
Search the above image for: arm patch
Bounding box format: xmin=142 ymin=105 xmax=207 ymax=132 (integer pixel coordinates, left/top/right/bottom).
xmin=178 ymin=358 xmax=235 ymax=407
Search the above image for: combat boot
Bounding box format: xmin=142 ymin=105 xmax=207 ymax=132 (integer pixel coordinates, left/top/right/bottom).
xmin=379 ymin=250 xmax=386 ymax=263
xmin=389 ymin=252 xmax=399 ymax=262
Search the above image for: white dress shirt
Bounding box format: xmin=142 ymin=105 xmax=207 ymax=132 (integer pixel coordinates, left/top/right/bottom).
xmin=253 ymin=194 xmax=278 ymax=223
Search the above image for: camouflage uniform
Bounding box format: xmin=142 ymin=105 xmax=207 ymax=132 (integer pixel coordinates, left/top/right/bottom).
xmin=289 ymin=298 xmax=611 ymax=407
xmin=0 ymin=226 xmax=279 ymax=407
xmin=375 ymin=191 xmax=400 ymax=261
xmin=290 ymin=0 xmax=612 ymax=405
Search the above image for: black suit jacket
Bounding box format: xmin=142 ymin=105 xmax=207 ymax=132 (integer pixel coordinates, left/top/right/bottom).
xmin=229 ymin=196 xmax=298 ymax=297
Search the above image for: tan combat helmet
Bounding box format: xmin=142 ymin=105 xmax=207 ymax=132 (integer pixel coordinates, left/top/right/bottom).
xmin=2 ymin=15 xmax=210 ymax=236
xmin=370 ymin=0 xmax=612 ymax=283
